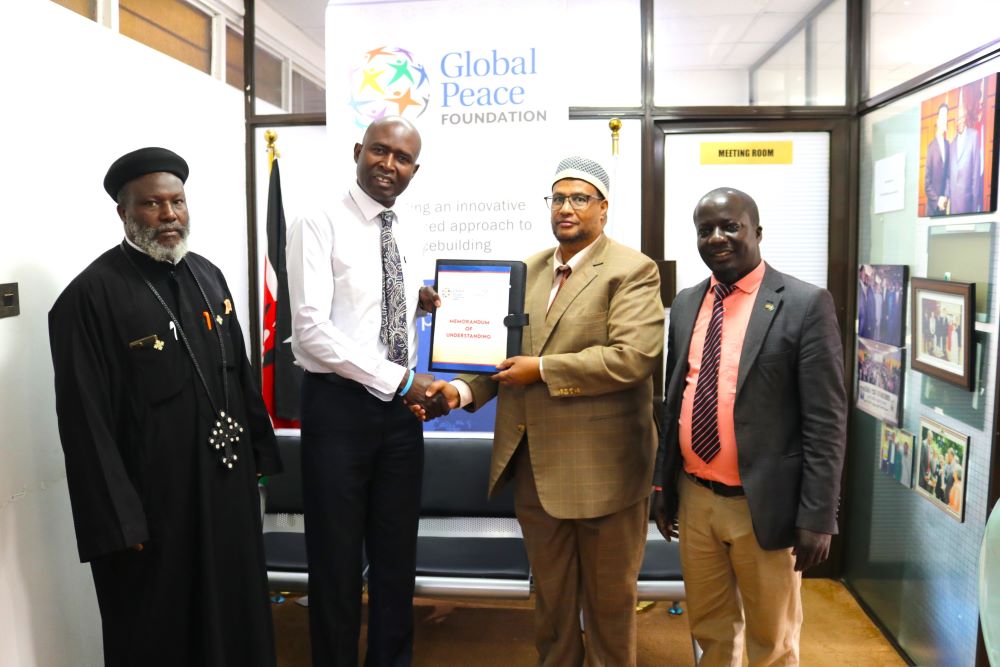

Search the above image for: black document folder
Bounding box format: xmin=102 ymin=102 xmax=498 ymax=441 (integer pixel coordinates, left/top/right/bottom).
xmin=429 ymin=259 xmax=528 ymax=374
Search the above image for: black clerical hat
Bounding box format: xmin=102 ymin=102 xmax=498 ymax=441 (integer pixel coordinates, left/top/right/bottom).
xmin=103 ymin=147 xmax=189 ymax=201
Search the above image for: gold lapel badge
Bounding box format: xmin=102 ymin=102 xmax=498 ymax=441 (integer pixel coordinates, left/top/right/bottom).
xmin=129 ymin=334 xmax=164 ymax=351
xmin=764 ymin=301 xmax=775 ymax=311
xmin=223 ymin=298 xmax=233 ymax=315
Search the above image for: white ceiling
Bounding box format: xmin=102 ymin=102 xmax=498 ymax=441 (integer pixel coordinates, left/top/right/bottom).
xmin=268 ymin=0 xmax=835 ymax=67
xmin=266 ymin=0 xmax=327 ymax=48
xmin=653 ymin=0 xmax=836 ymax=69
xmin=266 ymin=0 xmax=999 ymax=87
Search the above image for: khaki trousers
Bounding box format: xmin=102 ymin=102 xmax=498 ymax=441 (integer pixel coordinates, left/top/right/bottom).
xmin=679 ymin=474 xmax=803 ymax=667
xmin=513 ymin=444 xmax=649 ymax=667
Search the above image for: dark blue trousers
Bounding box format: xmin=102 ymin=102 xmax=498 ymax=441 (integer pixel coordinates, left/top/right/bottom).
xmin=300 ymin=372 xmax=423 ymax=667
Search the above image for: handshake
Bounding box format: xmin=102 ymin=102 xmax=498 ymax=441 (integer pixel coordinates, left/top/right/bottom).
xmin=401 ymin=286 xmax=459 ymax=421
xmin=399 ymin=354 xmax=543 ymax=422
xmin=398 ymin=374 xmax=461 ymax=422
xmin=401 ymin=287 xmax=543 ymax=421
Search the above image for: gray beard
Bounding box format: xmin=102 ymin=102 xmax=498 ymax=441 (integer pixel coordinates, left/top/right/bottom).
xmin=124 ymin=217 xmax=190 ymax=264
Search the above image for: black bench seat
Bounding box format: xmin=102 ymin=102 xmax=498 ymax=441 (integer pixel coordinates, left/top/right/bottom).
xmin=262 ymin=435 xmax=684 ymax=604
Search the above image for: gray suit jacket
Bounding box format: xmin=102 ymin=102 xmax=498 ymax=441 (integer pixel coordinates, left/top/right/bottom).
xmin=655 ymin=263 xmax=847 ymax=550
xmin=945 ymin=127 xmax=983 ymax=214
xmin=464 ymin=234 xmax=664 ymax=520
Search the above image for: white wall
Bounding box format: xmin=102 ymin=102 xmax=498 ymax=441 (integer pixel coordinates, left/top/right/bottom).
xmin=0 ymin=2 xmax=248 ymax=665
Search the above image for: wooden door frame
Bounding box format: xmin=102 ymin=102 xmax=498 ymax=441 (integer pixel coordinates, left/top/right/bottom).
xmin=650 ymin=118 xmax=858 ymax=578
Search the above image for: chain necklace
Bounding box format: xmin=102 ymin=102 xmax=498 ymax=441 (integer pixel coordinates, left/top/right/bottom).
xmin=120 ymin=243 xmax=243 ymax=470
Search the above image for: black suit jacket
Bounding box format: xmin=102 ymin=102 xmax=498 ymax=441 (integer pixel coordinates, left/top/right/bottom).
xmin=655 ymin=264 xmax=848 ymax=550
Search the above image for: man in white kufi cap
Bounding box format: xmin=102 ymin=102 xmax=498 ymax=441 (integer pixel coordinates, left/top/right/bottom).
xmin=422 ymin=156 xmax=664 ymax=666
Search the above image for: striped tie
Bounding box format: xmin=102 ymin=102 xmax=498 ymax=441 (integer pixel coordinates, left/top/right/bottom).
xmin=690 ymin=283 xmax=735 ymax=463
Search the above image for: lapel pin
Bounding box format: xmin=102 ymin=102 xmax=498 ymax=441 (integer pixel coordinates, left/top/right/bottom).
xmin=764 ymin=301 xmax=775 ymax=311
xmin=129 ymin=334 xmax=160 ymax=350
xmin=216 ymin=314 xmax=224 ymax=325
xmin=224 ymin=298 xmax=233 ymax=315
xmin=153 ymin=339 xmax=165 ymax=351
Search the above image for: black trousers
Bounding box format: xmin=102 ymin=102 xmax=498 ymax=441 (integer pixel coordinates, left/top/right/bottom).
xmin=300 ymin=372 xmax=423 ymax=667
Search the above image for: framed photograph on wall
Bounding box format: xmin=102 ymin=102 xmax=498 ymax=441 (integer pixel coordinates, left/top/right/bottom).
xmin=914 ymin=417 xmax=969 ymax=522
xmin=878 ymin=423 xmax=915 ymax=489
xmin=910 ymin=278 xmax=975 ymax=389
xmin=857 ymin=264 xmax=908 ymax=347
xmin=856 ymin=338 xmax=904 ymax=425
xmin=917 ymin=72 xmax=998 ymax=217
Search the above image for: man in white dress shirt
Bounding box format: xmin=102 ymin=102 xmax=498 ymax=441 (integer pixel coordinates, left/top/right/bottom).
xmin=286 ymin=116 xmax=443 ymax=667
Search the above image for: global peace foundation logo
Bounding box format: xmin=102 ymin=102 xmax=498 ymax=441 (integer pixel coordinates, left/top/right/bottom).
xmin=349 ymin=46 xmax=430 ymax=128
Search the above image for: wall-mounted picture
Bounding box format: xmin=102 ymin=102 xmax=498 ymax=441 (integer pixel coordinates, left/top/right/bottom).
xmin=857 ymin=264 xmax=908 ymax=347
xmin=918 ymin=72 xmax=998 ymax=217
xmin=915 ymin=417 xmax=969 ymax=522
xmin=857 ymin=337 xmax=904 ymax=425
xmin=910 ymin=278 xmax=975 ymax=389
xmin=879 ymin=423 xmax=915 ymax=489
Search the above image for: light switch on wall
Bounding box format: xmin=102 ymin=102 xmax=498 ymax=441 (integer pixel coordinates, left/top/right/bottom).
xmin=0 ymin=282 xmax=20 ymax=318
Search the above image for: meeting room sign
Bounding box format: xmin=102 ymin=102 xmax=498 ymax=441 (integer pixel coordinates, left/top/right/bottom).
xmin=700 ymin=141 xmax=794 ymax=165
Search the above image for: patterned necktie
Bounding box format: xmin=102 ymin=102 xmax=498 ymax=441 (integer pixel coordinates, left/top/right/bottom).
xmin=690 ymin=283 xmax=735 ymax=463
xmin=548 ymin=265 xmax=571 ymax=313
xmin=379 ymin=210 xmax=408 ymax=366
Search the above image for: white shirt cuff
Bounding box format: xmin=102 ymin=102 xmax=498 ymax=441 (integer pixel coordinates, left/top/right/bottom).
xmin=450 ymin=379 xmax=474 ymax=408
xmin=375 ymin=360 xmax=411 ymax=397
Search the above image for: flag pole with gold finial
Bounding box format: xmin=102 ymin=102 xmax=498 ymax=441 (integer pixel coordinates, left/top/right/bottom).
xmin=606 ymin=119 xmax=622 ymax=245
xmin=265 ymin=129 xmax=280 ymax=174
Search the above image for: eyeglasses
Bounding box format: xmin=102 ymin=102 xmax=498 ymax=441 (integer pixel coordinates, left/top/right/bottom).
xmin=544 ymin=194 xmax=604 ymax=211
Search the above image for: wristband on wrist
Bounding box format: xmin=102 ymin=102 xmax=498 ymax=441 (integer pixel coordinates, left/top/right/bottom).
xmin=399 ymin=369 xmax=416 ymax=395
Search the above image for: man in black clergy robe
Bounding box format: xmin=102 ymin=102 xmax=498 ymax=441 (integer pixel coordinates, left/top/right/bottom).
xmin=48 ymin=147 xmax=282 ymax=667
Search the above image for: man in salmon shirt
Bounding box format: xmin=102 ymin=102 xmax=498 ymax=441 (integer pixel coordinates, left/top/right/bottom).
xmin=654 ymin=187 xmax=847 ymax=666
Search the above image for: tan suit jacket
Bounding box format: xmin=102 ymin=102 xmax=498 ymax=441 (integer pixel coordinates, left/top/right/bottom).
xmin=463 ymin=234 xmax=664 ymax=519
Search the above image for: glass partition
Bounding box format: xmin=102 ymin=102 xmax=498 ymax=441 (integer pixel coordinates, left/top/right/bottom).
xmin=846 ymin=59 xmax=999 ymax=666
xmin=566 ymin=0 xmax=642 ymax=107
xmin=868 ymin=0 xmax=1000 ymax=98
xmin=752 ymin=32 xmax=806 ymax=105
xmin=254 ymin=0 xmax=325 ymax=114
xmin=654 ymin=0 xmax=845 ymax=107
xmin=814 ymin=0 xmax=846 ymax=105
